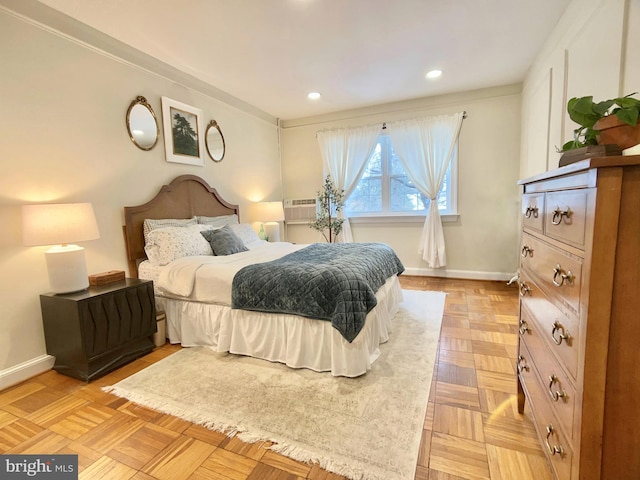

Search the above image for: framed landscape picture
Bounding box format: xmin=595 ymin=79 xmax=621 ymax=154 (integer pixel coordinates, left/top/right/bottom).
xmin=161 ymin=97 xmax=204 ymax=166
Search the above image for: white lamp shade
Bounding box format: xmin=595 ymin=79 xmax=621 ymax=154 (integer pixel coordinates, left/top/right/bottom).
xmin=256 ymin=201 xmax=284 ymax=242
xmin=257 ymin=201 xmax=285 ymax=223
xmin=22 ymin=203 xmax=100 ymax=294
xmin=22 ymin=203 xmax=100 ymax=246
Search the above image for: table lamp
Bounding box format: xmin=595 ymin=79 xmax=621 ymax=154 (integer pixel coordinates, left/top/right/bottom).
xmin=257 ymin=201 xmax=285 ymax=242
xmin=22 ymin=203 xmax=100 ymax=294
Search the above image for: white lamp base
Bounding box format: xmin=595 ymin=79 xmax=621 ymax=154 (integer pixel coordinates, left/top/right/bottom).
xmin=45 ymin=245 xmax=89 ymax=294
xmin=264 ymin=222 xmax=280 ymax=242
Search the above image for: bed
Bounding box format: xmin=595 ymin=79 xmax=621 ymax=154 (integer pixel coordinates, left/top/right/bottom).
xmin=123 ymin=175 xmax=405 ymax=377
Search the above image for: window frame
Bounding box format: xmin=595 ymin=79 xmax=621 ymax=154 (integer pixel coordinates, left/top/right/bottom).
xmin=345 ymin=133 xmax=459 ymax=219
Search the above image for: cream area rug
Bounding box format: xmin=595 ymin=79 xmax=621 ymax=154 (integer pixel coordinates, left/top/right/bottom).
xmin=104 ymin=290 xmax=445 ymax=480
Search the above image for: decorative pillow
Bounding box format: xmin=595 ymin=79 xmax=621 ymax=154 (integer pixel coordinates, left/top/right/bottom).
xmin=229 ymin=223 xmax=261 ymax=246
xmin=201 ymin=225 xmax=248 ymax=256
xmin=145 ymin=224 xmax=213 ymax=266
xmin=196 ymin=214 xmax=239 ymax=228
xmin=143 ymin=217 xmax=197 ymax=243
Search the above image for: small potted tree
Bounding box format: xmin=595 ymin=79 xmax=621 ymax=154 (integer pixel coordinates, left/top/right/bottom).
xmin=309 ymin=175 xmax=345 ymax=243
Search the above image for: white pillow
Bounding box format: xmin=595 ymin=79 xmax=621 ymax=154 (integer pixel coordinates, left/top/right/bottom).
xmin=145 ymin=224 xmax=214 ymax=266
xmin=197 ymin=214 xmax=239 ymax=228
xmin=229 ymin=224 xmax=261 ymax=246
xmin=143 ymin=217 xmax=197 ymax=244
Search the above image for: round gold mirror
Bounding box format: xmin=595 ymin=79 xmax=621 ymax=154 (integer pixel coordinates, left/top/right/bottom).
xmin=205 ymin=120 xmax=225 ymax=162
xmin=126 ymin=96 xmax=159 ymax=150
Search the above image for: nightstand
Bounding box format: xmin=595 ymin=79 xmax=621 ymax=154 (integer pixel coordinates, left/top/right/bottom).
xmin=40 ymin=278 xmax=156 ymax=381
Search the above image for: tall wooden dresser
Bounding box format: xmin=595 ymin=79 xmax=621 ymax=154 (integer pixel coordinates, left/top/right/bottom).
xmin=516 ymin=155 xmax=640 ymax=480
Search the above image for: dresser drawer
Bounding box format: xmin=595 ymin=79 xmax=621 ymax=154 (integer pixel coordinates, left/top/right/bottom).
xmin=544 ymin=190 xmax=589 ymax=249
xmin=520 ymin=233 xmax=582 ymax=316
xmin=518 ymin=341 xmax=573 ymax=480
xmin=520 ymin=306 xmax=577 ymax=443
xmin=519 ymin=272 xmax=579 ymax=380
xmin=522 ymin=192 xmax=544 ymax=233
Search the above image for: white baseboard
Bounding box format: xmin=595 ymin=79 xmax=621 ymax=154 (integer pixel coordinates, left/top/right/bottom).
xmin=0 ymin=355 xmax=54 ymax=391
xmin=404 ymin=267 xmax=514 ymax=282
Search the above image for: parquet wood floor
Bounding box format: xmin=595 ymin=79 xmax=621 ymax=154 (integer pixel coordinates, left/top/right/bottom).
xmin=0 ymin=276 xmax=553 ymax=480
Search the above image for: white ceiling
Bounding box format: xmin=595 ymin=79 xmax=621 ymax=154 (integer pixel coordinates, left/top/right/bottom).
xmin=36 ymin=0 xmax=570 ymax=120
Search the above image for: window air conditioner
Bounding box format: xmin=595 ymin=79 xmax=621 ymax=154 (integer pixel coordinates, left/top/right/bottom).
xmin=283 ymin=198 xmax=318 ymax=224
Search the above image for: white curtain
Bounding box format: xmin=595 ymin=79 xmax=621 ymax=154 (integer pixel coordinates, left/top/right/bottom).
xmin=316 ymin=124 xmax=381 ymax=242
xmin=386 ymin=112 xmax=464 ymax=267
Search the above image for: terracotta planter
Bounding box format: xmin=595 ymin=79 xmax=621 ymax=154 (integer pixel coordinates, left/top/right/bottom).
xmin=595 ymin=115 xmax=640 ymax=150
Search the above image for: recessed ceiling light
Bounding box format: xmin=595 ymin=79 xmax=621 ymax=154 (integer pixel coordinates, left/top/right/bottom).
xmin=307 ymin=92 xmax=321 ymax=100
xmin=426 ymin=70 xmax=442 ymax=79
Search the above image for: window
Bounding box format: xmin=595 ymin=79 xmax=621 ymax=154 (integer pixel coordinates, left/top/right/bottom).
xmin=345 ymin=134 xmax=457 ymax=216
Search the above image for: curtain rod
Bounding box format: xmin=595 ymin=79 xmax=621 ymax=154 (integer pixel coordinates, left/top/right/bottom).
xmin=382 ymin=110 xmax=467 ymax=130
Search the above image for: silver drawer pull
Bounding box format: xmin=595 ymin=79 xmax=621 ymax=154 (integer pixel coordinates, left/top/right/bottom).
xmin=519 ymin=319 xmax=531 ymax=335
xmin=521 ymin=245 xmax=534 ymax=257
xmin=519 ymin=282 xmax=532 ymax=297
xmin=525 ymin=206 xmax=539 ymax=218
xmin=517 ymin=355 xmax=529 ymax=373
xmin=548 ymin=374 xmax=568 ymax=402
xmin=551 ymin=320 xmax=571 ymax=346
xmin=551 ymin=206 xmax=572 ymax=225
xmin=545 ymin=424 xmax=565 ymax=457
xmin=553 ymin=264 xmax=574 ymax=287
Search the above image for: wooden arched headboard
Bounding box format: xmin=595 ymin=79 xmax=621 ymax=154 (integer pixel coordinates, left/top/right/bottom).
xmin=123 ymin=175 xmax=239 ymax=277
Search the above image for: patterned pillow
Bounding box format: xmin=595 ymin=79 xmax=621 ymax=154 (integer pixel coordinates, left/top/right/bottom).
xmin=196 ymin=214 xmax=239 ymax=228
xmin=201 ymin=225 xmax=248 ymax=256
xmin=229 ymin=224 xmax=261 ymax=246
xmin=145 ymin=224 xmax=213 ymax=266
xmin=143 ymin=217 xmax=197 ymax=244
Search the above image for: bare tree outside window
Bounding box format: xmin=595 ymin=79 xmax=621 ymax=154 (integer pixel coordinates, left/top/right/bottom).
xmin=346 ymin=135 xmax=453 ymax=216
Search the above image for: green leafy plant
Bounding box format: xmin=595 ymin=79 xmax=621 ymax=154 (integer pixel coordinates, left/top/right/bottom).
xmin=561 ymin=92 xmax=640 ymax=151
xmin=309 ymin=175 xmax=345 ymax=243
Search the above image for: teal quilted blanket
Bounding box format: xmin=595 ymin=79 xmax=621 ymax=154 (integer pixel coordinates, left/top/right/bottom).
xmin=231 ymin=242 xmax=405 ymax=342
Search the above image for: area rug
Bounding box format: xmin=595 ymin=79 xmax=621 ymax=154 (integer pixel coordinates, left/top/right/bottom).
xmin=103 ymin=289 xmax=445 ymax=480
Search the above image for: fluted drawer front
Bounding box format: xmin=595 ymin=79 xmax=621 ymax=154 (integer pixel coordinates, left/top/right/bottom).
xmin=40 ymin=278 xmax=156 ymax=382
xmin=80 ymin=283 xmax=155 ymax=358
xmin=518 ymin=340 xmax=573 ymax=480
xmin=520 ymin=233 xmax=583 ymax=316
xmin=522 ymin=192 xmax=544 ymax=233
xmin=520 ymin=303 xmax=577 ymax=443
xmin=518 ymin=270 xmax=579 ymax=380
xmin=544 ymin=190 xmax=589 ymax=249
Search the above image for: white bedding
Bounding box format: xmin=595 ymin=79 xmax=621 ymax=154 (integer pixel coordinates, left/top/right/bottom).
xmin=156 ymin=241 xmax=305 ymax=303
xmin=140 ymin=242 xmax=403 ymax=376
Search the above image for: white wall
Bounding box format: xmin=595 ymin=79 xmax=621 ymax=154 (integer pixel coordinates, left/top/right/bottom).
xmin=280 ymin=86 xmax=523 ymax=280
xmin=520 ymin=0 xmax=639 ymax=177
xmin=0 ymin=6 xmax=281 ymax=387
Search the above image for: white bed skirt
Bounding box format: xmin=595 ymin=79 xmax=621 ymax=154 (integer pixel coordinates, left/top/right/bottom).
xmin=155 ymin=276 xmax=403 ymax=377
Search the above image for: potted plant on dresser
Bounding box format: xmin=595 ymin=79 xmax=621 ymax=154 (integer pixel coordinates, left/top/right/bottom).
xmin=559 ymin=92 xmax=640 ymax=165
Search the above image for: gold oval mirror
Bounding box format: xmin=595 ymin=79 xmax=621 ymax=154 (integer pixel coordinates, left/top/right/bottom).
xmin=126 ymin=96 xmax=159 ymax=150
xmin=205 ymin=120 xmax=225 ymax=162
